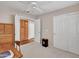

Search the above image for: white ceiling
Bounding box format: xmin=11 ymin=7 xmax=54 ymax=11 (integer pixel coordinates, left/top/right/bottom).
xmin=0 ymin=1 xmax=79 ymax=16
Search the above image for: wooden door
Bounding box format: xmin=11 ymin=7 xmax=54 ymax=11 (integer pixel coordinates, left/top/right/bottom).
xmin=20 ymin=20 xmax=28 ymax=41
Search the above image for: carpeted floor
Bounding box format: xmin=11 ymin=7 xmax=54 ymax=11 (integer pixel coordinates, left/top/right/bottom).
xmin=20 ymin=42 xmax=79 ymax=58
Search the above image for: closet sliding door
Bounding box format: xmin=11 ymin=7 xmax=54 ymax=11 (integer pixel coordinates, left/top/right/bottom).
xmin=53 ymin=12 xmax=79 ymax=55
xmin=53 ymin=14 xmax=69 ymax=51
xmin=68 ymin=14 xmax=79 ymax=55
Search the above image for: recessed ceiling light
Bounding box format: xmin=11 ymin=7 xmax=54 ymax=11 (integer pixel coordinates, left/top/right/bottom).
xmin=33 ymin=6 xmax=36 ymax=8
xmin=31 ymin=2 xmax=37 ymax=5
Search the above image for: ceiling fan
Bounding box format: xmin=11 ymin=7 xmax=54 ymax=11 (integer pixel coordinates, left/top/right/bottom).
xmin=25 ymin=1 xmax=43 ymax=14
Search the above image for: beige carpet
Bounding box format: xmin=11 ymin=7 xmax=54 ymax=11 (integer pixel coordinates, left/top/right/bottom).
xmin=20 ymin=42 xmax=79 ymax=58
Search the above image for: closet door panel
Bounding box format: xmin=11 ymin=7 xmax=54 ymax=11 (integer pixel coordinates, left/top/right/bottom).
xmin=68 ymin=14 xmax=79 ymax=55
xmin=54 ymin=12 xmax=79 ymax=55
xmin=53 ymin=14 xmax=69 ymax=51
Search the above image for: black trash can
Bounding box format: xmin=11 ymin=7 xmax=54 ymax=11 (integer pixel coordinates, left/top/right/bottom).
xmin=42 ymin=38 xmax=48 ymax=47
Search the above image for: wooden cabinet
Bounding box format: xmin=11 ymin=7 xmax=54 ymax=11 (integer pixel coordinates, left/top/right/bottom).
xmin=20 ymin=20 xmax=28 ymax=41
xmin=0 ymin=24 xmax=4 ymax=33
xmin=20 ymin=28 xmax=25 ymax=41
xmin=25 ymin=21 xmax=28 ymax=39
xmin=5 ymin=24 xmax=13 ymax=34
xmin=0 ymin=23 xmax=14 ymax=51
xmin=20 ymin=20 xmax=25 ymax=27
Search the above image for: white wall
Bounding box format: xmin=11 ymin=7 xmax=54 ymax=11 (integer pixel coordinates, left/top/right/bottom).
xmin=28 ymin=20 xmax=35 ymax=39
xmin=0 ymin=15 xmax=14 ymax=24
xmin=39 ymin=15 xmax=53 ymax=48
xmin=38 ymin=4 xmax=79 ymax=48
xmin=15 ymin=15 xmax=20 ymax=41
xmin=0 ymin=6 xmax=14 ymax=24
xmin=34 ymin=19 xmax=41 ymax=42
xmin=53 ymin=12 xmax=79 ymax=55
